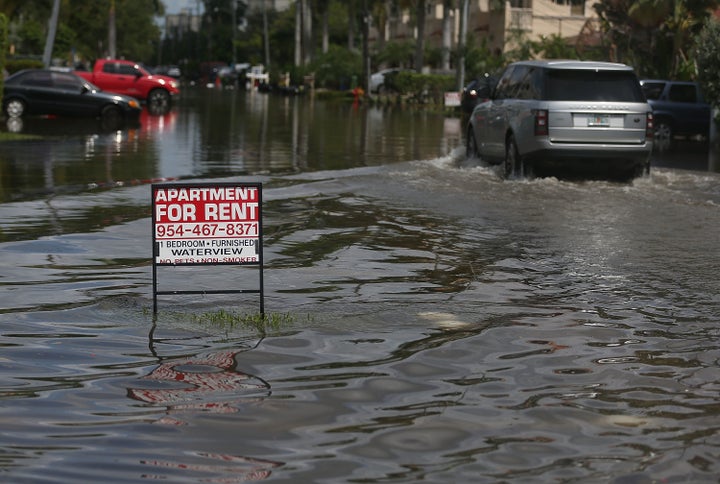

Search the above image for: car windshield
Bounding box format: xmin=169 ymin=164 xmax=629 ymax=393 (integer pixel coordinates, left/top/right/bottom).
xmin=544 ymin=69 xmax=644 ymax=102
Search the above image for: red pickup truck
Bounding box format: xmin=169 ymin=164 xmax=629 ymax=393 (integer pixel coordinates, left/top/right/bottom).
xmin=75 ymin=59 xmax=179 ymax=110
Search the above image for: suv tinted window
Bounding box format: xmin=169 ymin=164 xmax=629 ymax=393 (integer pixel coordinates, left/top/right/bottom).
xmin=544 ymin=70 xmax=644 ymax=102
xmin=494 ymin=67 xmax=515 ymax=99
xmin=641 ymin=81 xmax=665 ymax=100
xmin=516 ymin=68 xmax=541 ymax=100
xmin=667 ymin=84 xmax=697 ymax=103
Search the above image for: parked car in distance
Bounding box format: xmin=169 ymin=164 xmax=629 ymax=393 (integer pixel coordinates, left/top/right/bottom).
xmin=369 ymin=68 xmax=404 ymax=94
xmin=640 ymin=79 xmax=711 ymax=152
xmin=74 ymin=59 xmax=179 ymax=112
xmin=155 ymin=65 xmax=182 ymax=79
xmin=466 ymin=60 xmax=653 ymax=180
xmin=461 ymin=74 xmax=495 ymax=114
xmin=2 ymin=69 xmax=142 ymax=129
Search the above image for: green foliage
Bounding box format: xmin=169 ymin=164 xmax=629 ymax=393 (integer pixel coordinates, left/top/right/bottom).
xmin=5 ymin=0 xmax=163 ymax=64
xmin=16 ymin=17 xmax=44 ymax=54
xmin=112 ymin=0 xmax=163 ymax=61
xmin=4 ymin=57 xmax=44 ymax=74
xmin=463 ymin=36 xmax=504 ymax=80
xmin=694 ymin=18 xmax=720 ymax=108
xmin=374 ymin=40 xmax=414 ymax=69
xmin=0 ymin=13 xmax=6 ymax=96
xmin=593 ymin=0 xmax=719 ymax=79
xmin=188 ymin=309 xmax=295 ymax=334
xmin=393 ymin=70 xmax=455 ymax=103
xmin=531 ymin=34 xmax=579 ymax=60
xmin=308 ymin=44 xmax=362 ymax=90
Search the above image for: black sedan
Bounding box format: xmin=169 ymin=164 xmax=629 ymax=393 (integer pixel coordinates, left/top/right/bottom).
xmin=2 ymin=69 xmax=142 ymax=128
xmin=461 ymin=74 xmax=496 ymax=114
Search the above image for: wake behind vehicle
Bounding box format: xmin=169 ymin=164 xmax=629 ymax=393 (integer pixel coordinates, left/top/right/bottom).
xmin=2 ymin=69 xmax=142 ymax=130
xmin=466 ymin=60 xmax=654 ymax=180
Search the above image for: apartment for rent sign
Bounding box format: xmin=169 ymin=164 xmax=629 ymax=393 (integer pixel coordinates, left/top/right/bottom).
xmin=153 ymin=183 xmax=261 ymax=265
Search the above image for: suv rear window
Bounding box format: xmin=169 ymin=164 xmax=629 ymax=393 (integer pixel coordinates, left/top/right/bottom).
xmin=544 ymin=70 xmax=644 ymax=102
xmin=667 ymin=84 xmax=697 ymax=103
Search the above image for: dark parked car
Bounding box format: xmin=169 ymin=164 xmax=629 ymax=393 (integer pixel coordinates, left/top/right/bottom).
xmin=640 ymin=79 xmax=711 ymax=152
xmin=466 ymin=60 xmax=653 ymax=180
xmin=461 ymin=74 xmax=495 ymax=114
xmin=2 ymin=69 xmax=142 ymax=129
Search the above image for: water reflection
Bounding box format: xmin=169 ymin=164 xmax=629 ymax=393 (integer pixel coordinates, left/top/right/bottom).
xmin=128 ymin=349 xmax=271 ymax=419
xmin=1 ymin=89 xmax=720 ymax=482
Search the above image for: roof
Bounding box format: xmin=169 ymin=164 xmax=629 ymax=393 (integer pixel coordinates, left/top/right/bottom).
xmin=510 ymin=60 xmax=634 ymax=71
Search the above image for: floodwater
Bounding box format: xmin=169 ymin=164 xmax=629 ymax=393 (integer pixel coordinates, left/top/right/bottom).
xmin=1 ymin=88 xmax=719 ymax=483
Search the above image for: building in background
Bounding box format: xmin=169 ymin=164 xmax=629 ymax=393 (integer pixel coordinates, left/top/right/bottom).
xmin=165 ymin=8 xmax=202 ymax=38
xmin=244 ymin=0 xmax=292 ymax=13
xmin=372 ymin=0 xmax=600 ymax=57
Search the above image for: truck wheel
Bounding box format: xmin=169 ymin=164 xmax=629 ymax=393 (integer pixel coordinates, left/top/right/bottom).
xmin=147 ymin=89 xmax=170 ymax=113
xmin=4 ymin=98 xmax=26 ymax=118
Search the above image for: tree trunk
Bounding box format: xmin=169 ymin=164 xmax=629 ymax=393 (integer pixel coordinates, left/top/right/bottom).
xmin=42 ymin=0 xmax=61 ymax=67
xmin=362 ymin=0 xmax=370 ymax=93
xmin=414 ymin=0 xmax=426 ymax=72
xmin=322 ymin=8 xmax=329 ymax=54
xmin=456 ymin=0 xmax=468 ymax=91
xmin=348 ymin=0 xmax=356 ymax=51
xmin=441 ymin=0 xmax=452 ymax=71
xmin=303 ymin=0 xmax=312 ymax=65
xmin=295 ymin=0 xmax=304 ymax=66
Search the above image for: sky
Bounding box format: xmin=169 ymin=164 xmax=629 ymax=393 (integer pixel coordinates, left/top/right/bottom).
xmin=156 ymin=0 xmax=204 ymax=29
xmin=162 ymin=0 xmax=204 ymax=16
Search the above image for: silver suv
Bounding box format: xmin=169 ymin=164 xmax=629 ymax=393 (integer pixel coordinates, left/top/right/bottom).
xmin=466 ymin=60 xmax=653 ymax=179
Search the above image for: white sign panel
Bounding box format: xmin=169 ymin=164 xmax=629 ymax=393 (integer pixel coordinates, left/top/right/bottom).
xmin=444 ymin=91 xmax=461 ymax=107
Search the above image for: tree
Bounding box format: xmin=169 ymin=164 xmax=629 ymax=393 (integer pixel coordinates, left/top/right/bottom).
xmin=594 ymin=0 xmax=719 ymax=79
xmin=694 ymin=17 xmax=720 ymax=109
xmin=440 ymin=0 xmax=452 ymax=72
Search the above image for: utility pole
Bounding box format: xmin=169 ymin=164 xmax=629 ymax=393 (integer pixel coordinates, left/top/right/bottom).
xmin=42 ymin=0 xmax=61 ymax=67
xmin=108 ymin=0 xmax=117 ymax=58
xmin=456 ymin=0 xmax=469 ymax=91
xmin=294 ymin=0 xmax=302 ymax=66
xmin=263 ymin=1 xmax=270 ymax=68
xmin=231 ymin=0 xmax=236 ymax=66
xmin=361 ymin=0 xmax=370 ymax=93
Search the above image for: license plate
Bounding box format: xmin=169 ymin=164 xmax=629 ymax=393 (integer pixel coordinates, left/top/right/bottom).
xmin=588 ymin=115 xmax=610 ymax=127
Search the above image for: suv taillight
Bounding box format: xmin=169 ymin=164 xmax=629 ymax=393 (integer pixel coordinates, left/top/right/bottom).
xmin=534 ymin=109 xmax=548 ymax=136
xmin=646 ymin=112 xmax=654 ymax=139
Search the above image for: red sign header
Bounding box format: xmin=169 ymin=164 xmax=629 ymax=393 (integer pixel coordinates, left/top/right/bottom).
xmin=154 ymin=186 xmax=259 ymax=224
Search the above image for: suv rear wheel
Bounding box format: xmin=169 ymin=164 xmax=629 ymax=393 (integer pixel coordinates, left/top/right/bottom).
xmin=504 ymin=135 xmax=520 ymax=179
xmin=654 ymin=120 xmax=673 ymax=152
xmin=466 ymin=130 xmax=479 ymax=159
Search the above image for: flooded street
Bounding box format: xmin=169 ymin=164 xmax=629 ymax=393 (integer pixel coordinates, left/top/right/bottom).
xmin=1 ymin=88 xmax=719 ymax=483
